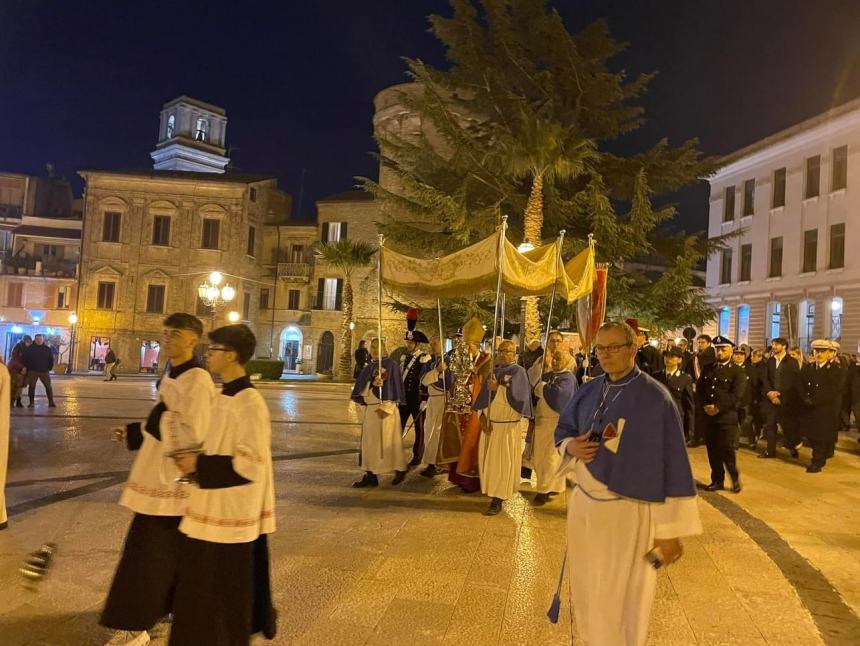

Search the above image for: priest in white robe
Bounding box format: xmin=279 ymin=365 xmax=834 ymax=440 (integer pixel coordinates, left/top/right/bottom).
xmin=531 ymin=349 xmax=576 ymax=505
xmin=418 ymin=336 xmax=452 ymax=477
xmin=351 ymin=338 xmax=408 ymax=487
xmin=474 ymin=340 xmax=533 ymax=516
xmin=555 ymin=321 xmax=702 ymax=646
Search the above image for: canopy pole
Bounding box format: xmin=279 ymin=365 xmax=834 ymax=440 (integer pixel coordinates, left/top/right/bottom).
xmin=377 ymin=234 xmax=385 ymax=399
xmin=500 ymin=293 xmax=506 ymax=339
xmin=491 ymin=216 xmax=508 ymax=361
xmin=437 ymin=297 xmax=447 ymax=410
xmin=542 ymin=229 xmax=566 ymax=348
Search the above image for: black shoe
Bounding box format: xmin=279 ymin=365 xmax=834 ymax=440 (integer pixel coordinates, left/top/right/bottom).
xmin=789 ymin=447 xmax=799 ymax=459
xmin=533 ymin=493 xmax=550 ymax=506
xmin=686 ymin=440 xmax=700 ymax=448
xmin=420 ymin=464 xmax=440 ymax=478
xmin=408 ymin=458 xmax=421 ymax=468
xmin=48 ymin=402 xmax=56 ymax=408
xmin=391 ymin=470 xmax=407 ymax=485
xmin=352 ymin=473 xmax=379 ymax=488
xmin=484 ymin=497 xmax=503 ymax=516
xmin=731 ymin=478 xmax=742 ymax=494
xmin=757 ymin=453 xmax=776 ymax=459
xmin=14 ymin=399 xmax=22 ymax=408
xmin=806 ymin=466 xmax=822 ymax=473
xmin=27 ymin=402 xmax=34 ymax=408
xmin=704 ymin=483 xmax=725 ymax=492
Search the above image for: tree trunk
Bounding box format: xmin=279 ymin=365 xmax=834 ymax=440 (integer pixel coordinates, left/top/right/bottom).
xmin=338 ymin=278 xmax=354 ymax=381
xmin=523 ymin=174 xmax=544 ymax=341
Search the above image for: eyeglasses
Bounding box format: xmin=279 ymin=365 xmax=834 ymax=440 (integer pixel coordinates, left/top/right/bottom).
xmin=206 ymin=346 xmax=231 ymax=353
xmin=594 ymin=343 xmax=632 ymax=354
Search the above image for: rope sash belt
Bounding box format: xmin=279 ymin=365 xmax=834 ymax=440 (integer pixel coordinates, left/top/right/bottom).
xmin=571 ymin=483 xmax=622 ymax=503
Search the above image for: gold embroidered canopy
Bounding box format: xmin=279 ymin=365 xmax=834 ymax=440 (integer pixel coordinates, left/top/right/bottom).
xmin=380 ymin=229 xmax=595 ymax=303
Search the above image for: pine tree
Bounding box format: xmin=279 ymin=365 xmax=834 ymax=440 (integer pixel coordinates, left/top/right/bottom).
xmin=360 ymin=0 xmax=720 ymax=331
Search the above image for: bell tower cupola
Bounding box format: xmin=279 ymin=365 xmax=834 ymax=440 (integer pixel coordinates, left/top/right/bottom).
xmin=150 ymin=96 xmax=230 ymax=173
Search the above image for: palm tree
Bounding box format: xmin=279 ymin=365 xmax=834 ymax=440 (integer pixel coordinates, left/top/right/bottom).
xmin=499 ymin=117 xmax=595 ymax=340
xmin=314 ymin=239 xmax=377 ymax=380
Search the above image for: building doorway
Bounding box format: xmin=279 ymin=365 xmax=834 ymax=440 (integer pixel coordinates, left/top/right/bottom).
xmin=316 ymin=331 xmax=335 ymax=374
xmin=89 ymin=336 xmax=111 ymax=371
xmin=140 ymin=340 xmax=160 ymax=373
xmin=279 ymin=326 xmax=303 ymax=372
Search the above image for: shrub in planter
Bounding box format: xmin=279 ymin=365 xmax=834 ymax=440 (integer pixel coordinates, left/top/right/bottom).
xmin=244 ymin=359 xmax=285 ymax=380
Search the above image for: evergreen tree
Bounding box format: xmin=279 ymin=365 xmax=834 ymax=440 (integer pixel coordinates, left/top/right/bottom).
xmin=361 ymin=0 xmax=720 ymax=331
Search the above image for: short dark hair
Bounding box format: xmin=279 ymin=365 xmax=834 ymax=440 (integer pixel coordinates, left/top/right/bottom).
xmin=696 ymin=334 xmax=712 ymax=343
xmin=34 ymin=334 xmax=44 ymax=340
xmin=163 ymin=313 xmax=204 ymax=337
xmin=208 ymin=324 xmax=256 ymax=364
xmin=772 ymin=337 xmax=788 ymax=346
xmin=22 ymin=335 xmax=32 ymax=342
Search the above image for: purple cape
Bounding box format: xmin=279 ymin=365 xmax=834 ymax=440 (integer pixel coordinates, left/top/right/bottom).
xmin=351 ymin=357 xmax=404 ymax=405
xmin=540 ymin=370 xmax=577 ymax=414
xmin=474 ymin=363 xmax=534 ymax=418
xmin=419 ymin=355 xmax=454 ymax=390
xmin=554 ymin=368 xmax=695 ymax=503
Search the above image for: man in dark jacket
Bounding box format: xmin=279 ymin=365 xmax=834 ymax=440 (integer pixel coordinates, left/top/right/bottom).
xmin=759 ymin=337 xmax=802 ymax=459
xmin=22 ymin=334 xmax=55 ymax=407
xmin=802 ymin=340 xmax=846 ymax=472
xmin=700 ymin=336 xmax=747 ymax=493
xmin=747 ymin=349 xmax=767 ymax=448
xmin=689 ymin=336 xmax=716 ymax=447
xmin=654 ymin=347 xmax=695 ymax=441
xmin=732 ymin=348 xmax=753 ymax=449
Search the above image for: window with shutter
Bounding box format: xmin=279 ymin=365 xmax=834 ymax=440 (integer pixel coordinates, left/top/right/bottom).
xmin=321 ymin=223 xmax=329 ymax=243
xmin=146 ymin=285 xmax=165 ymax=314
xmin=315 ymin=278 xmax=324 ymax=309
xmin=243 ymin=292 xmax=251 ymax=320
xmin=103 ymin=212 xmax=121 ymax=242
xmin=202 ymin=218 xmax=220 ymax=249
xmin=335 ymin=278 xmax=343 ymax=310
xmin=97 ymin=282 xmax=116 ymax=309
xmin=340 ymin=222 xmax=348 ymax=240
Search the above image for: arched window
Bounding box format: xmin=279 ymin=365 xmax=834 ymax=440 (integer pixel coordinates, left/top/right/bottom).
xmin=166 ymin=114 xmax=175 ymax=139
xmin=766 ymin=302 xmax=781 ymax=345
xmin=829 ymin=297 xmax=843 ymax=341
xmin=736 ymin=304 xmax=750 ymax=346
xmin=718 ymin=307 xmax=730 ymax=336
xmin=195 ymin=118 xmax=208 ymax=142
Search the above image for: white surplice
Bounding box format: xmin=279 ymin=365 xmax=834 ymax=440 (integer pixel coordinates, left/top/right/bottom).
xmin=359 ymin=384 xmax=407 ymax=474
xmin=478 ymin=384 xmax=524 ymax=500
xmin=557 ymin=443 xmax=702 ymax=646
xmin=420 ymin=370 xmax=445 ymax=465
xmin=532 ymin=383 xmax=566 ymax=495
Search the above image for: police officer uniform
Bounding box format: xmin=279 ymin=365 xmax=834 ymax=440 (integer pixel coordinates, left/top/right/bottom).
xmin=801 ymin=339 xmax=846 ymax=473
xmin=653 ymin=347 xmax=695 ymax=441
xmin=400 ymin=325 xmax=429 ymax=467
xmin=700 ymin=336 xmax=747 ymax=493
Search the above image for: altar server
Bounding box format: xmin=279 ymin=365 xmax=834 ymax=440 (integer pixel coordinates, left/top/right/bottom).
xmin=474 ymin=340 xmax=533 ymax=516
xmin=351 ymin=338 xmax=407 ymax=487
xmin=531 ymin=348 xmax=576 ymax=505
xmin=101 ymin=313 xmax=215 ymax=646
xmin=555 ymin=321 xmax=701 ymax=646
xmin=170 ymin=324 xmax=276 ymax=645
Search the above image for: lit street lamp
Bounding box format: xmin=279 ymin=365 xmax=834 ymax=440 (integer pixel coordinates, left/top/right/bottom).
xmin=228 ymin=311 xmax=241 ymax=323
xmin=66 ymin=312 xmax=78 ymax=374
xmin=198 ymin=271 xmax=236 ymax=327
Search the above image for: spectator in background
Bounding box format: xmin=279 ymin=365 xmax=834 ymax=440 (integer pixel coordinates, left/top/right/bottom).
xmin=22 ymin=334 xmax=55 ymax=408
xmin=353 ymin=340 xmax=370 ymax=380
xmin=8 ymin=335 xmax=30 ymax=408
xmin=747 ymin=349 xmax=767 ymax=448
xmin=105 ymin=348 xmax=118 ymax=381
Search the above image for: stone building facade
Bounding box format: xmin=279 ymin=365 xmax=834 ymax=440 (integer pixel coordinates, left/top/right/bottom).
xmin=705 ymin=97 xmax=860 ymax=352
xmin=74 ymin=169 xmax=290 ymax=373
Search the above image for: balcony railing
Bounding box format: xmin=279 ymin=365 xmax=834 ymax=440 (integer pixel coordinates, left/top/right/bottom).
xmin=0 ymin=252 xmax=77 ymax=278
xmin=277 ymin=262 xmax=311 ymax=281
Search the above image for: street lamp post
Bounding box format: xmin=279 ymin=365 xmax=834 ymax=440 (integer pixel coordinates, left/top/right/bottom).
xmin=66 ymin=313 xmax=78 ymax=374
xmin=197 ymin=271 xmax=236 ymax=328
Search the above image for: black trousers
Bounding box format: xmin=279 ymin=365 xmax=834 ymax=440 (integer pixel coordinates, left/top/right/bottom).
xmin=27 ymin=371 xmax=54 ymax=404
xmin=100 ymin=514 xmax=183 ymax=631
xmin=400 ymin=397 xmax=424 ymax=465
xmin=764 ymin=404 xmax=801 ymax=455
xmin=704 ymin=417 xmax=739 ymax=485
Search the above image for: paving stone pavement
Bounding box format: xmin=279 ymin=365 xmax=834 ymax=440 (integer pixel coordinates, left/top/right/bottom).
xmin=0 ymin=376 xmax=859 ymax=645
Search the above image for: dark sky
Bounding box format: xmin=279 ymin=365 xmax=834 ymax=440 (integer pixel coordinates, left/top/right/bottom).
xmin=2 ymin=0 xmax=860 ymax=231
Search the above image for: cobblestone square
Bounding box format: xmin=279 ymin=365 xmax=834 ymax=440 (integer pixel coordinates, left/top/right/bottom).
xmin=1 ymin=377 xmax=859 ymax=645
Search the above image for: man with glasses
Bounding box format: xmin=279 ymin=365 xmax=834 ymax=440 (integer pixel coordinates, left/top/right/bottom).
xmin=801 ymin=340 xmax=846 ymax=473
xmin=555 ymin=320 xmax=700 ymax=646
xmin=101 ymin=313 xmax=215 ymax=646
xmin=474 ymin=340 xmax=533 ymax=516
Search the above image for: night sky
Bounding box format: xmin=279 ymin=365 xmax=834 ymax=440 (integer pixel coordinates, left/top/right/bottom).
xmin=2 ymin=0 xmax=860 ymax=231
